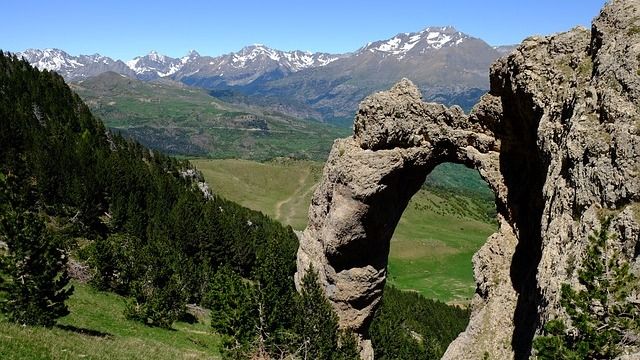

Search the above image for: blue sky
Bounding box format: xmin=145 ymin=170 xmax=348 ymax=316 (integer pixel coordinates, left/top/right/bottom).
xmin=4 ymin=0 xmax=607 ymax=60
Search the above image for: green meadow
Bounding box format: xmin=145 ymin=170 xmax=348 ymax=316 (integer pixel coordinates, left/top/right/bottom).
xmin=0 ymin=283 xmax=221 ymax=360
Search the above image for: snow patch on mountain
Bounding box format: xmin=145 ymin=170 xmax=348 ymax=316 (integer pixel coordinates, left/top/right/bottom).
xmin=363 ymin=26 xmax=468 ymax=58
xmin=19 ymin=49 xmax=84 ymax=71
xmin=228 ymin=45 xmax=338 ymax=71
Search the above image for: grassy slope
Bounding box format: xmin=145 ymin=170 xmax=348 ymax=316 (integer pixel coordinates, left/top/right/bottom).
xmin=192 ymin=159 xmax=496 ymax=303
xmin=0 ymin=283 xmax=221 ymax=360
xmin=191 ymin=158 xmax=324 ymax=230
xmin=71 ymin=73 xmax=350 ymax=160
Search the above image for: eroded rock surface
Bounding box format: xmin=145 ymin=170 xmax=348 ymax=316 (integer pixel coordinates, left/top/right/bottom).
xmin=295 ymin=0 xmax=640 ymax=358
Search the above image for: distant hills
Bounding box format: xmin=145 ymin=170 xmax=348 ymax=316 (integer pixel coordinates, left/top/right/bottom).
xmin=70 ymin=71 xmax=350 ymax=160
xmin=18 ymin=26 xmax=515 ymax=125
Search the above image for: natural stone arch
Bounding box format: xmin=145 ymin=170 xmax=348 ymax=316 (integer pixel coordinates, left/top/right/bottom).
xmin=295 ymin=79 xmax=527 ymax=359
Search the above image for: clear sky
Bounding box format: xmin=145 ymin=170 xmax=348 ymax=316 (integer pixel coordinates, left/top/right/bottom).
xmin=3 ymin=0 xmax=607 ymax=60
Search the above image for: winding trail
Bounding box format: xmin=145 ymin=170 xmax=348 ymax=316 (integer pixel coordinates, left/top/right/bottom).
xmin=274 ymin=166 xmax=311 ymax=225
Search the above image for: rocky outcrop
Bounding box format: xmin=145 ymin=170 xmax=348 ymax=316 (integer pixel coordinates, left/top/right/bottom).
xmin=295 ymin=0 xmax=640 ymax=358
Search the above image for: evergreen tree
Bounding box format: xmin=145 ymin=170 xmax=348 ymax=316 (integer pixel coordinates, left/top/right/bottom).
xmin=204 ymin=266 xmax=257 ymax=348
xmin=124 ymin=241 xmax=187 ymax=329
xmin=369 ymin=285 xmax=468 ymax=359
xmin=296 ymin=266 xmax=340 ymax=360
xmin=533 ymin=218 xmax=640 ymax=359
xmin=252 ymin=228 xmax=298 ymax=348
xmin=334 ymin=330 xmax=362 ymax=360
xmin=89 ymin=233 xmax=142 ymax=294
xmin=0 ymin=174 xmax=74 ymax=327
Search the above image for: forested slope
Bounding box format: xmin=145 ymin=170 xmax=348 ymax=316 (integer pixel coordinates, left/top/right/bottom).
xmin=0 ymin=52 xmax=469 ymax=359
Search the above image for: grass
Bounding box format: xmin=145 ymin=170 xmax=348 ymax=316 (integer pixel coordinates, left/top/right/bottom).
xmin=192 ymin=159 xmax=496 ymax=303
xmin=387 ymin=189 xmax=495 ymax=303
xmin=0 ymin=282 xmax=221 ymax=360
xmin=191 ymin=158 xmax=324 ymax=230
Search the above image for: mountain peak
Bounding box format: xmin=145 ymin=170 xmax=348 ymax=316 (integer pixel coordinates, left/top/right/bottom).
xmin=360 ymin=26 xmax=470 ymax=58
xmin=186 ymin=49 xmax=200 ymax=57
xmin=146 ymin=50 xmax=166 ymax=62
xmin=421 ymin=25 xmax=458 ymax=33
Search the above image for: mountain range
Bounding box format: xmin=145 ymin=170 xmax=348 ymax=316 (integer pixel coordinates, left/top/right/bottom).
xmin=18 ymin=45 xmax=343 ymax=83
xmin=17 ymin=26 xmax=515 ymax=124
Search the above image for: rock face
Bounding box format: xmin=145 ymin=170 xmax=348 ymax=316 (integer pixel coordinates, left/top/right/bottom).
xmin=295 ymin=0 xmax=640 ymax=358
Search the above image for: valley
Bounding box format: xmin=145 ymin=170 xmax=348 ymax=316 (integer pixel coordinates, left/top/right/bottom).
xmin=192 ymin=159 xmax=496 ymax=303
xmin=71 ymin=72 xmax=350 ymax=160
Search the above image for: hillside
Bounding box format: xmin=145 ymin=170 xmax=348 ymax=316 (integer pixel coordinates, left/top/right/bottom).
xmin=0 ymin=282 xmax=221 ymax=359
xmin=0 ymin=51 xmax=471 ymax=359
xmin=70 ymin=72 xmax=350 ymax=159
xmin=0 ymin=50 xmax=296 ymax=357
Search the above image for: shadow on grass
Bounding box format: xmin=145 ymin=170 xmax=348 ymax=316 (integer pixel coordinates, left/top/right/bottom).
xmin=56 ymin=324 xmax=112 ymax=338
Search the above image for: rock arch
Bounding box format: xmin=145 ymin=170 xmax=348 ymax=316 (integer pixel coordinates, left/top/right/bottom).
xmin=295 ymin=79 xmax=527 ymax=359
xmin=296 ymin=1 xmax=640 ymax=358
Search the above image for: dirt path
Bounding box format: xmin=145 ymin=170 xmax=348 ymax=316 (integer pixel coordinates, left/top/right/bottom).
xmin=274 ymin=167 xmax=311 ymax=225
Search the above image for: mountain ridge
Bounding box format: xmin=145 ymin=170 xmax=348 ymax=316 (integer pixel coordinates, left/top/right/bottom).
xmin=16 ymin=25 xmax=514 ymax=84
xmin=16 ymin=26 xmax=515 ymax=124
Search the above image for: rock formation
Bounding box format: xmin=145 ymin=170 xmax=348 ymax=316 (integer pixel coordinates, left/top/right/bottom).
xmin=295 ymin=0 xmax=640 ymax=358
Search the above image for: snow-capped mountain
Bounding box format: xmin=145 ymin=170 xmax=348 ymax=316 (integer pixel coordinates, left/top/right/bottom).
xmin=173 ymin=44 xmax=342 ymax=87
xmin=221 ymin=44 xmax=338 ymax=72
xmin=125 ymin=50 xmax=186 ymax=80
xmin=360 ymin=26 xmax=469 ymax=59
xmin=16 ymin=26 xmax=508 ymax=88
xmin=243 ymin=26 xmax=504 ymax=120
xmin=16 ymin=26 xmax=513 ymax=123
xmin=18 ymin=45 xmax=343 ymax=84
xmin=17 ymin=48 xmax=135 ymax=81
xmin=493 ymin=44 xmax=518 ymax=55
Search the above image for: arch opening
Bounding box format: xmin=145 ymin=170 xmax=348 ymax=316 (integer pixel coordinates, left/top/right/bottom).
xmin=385 ymin=162 xmax=498 ymax=304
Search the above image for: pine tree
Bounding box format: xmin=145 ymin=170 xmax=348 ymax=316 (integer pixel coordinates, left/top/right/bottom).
xmin=204 ymin=266 xmax=257 ymax=347
xmin=90 ymin=233 xmax=142 ymax=294
xmin=124 ymin=241 xmax=187 ymax=329
xmin=0 ymin=174 xmax=74 ymax=327
xmin=533 ymin=218 xmax=640 ymax=359
xmin=296 ymin=266 xmax=340 ymax=360
xmin=334 ymin=330 xmax=362 ymax=360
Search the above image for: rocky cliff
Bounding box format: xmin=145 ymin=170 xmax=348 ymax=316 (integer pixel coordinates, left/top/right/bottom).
xmin=295 ymin=0 xmax=640 ymax=358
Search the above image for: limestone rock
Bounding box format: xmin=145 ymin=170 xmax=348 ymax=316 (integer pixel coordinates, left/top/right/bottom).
xmin=295 ymin=0 xmax=640 ymax=358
